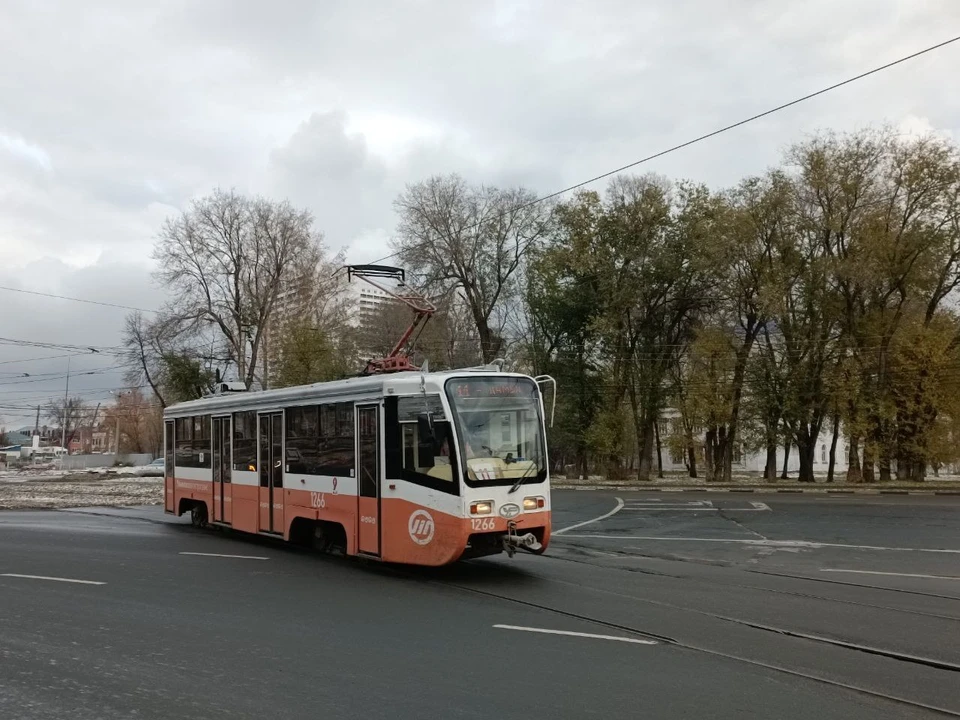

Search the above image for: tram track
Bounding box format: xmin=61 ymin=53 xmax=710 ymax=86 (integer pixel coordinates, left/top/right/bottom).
xmin=548 ymin=545 xmax=960 ymax=622
xmin=403 ymin=559 xmax=960 ymax=718
xmin=748 ymin=567 xmax=960 ymax=603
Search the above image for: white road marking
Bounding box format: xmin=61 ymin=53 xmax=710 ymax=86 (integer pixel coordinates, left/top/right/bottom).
xmin=624 ymin=500 xmax=714 ymax=510
xmin=622 ymin=508 xmax=722 ymax=512
xmin=820 ymin=569 xmax=960 ymax=580
xmin=1 ymin=573 xmax=105 ymax=585
xmin=493 ymin=624 xmax=657 ymax=645
xmin=620 ymin=501 xmax=771 ymax=512
xmin=179 ymin=552 xmax=269 ymax=560
xmin=559 ymin=535 xmax=960 ymax=554
xmin=554 ymin=497 xmax=624 ymax=535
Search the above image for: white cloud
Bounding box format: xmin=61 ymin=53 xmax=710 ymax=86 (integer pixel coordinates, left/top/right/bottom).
xmin=898 ymin=114 xmax=955 ymax=141
xmin=0 ymin=131 xmax=52 ymax=173
xmin=0 ymin=0 xmax=959 ymax=412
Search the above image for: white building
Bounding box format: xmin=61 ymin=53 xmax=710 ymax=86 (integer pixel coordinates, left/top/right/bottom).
xmin=657 ymin=413 xmax=852 ymax=476
xmin=347 ymin=280 xmax=394 ymax=328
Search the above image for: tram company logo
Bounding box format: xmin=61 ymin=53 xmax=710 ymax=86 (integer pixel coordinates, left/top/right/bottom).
xmin=408 ymin=510 xmax=435 ymax=545
xmin=499 ymin=503 xmax=520 ymax=519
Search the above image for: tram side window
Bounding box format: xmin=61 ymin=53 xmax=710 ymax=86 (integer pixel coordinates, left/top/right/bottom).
xmin=233 ymin=411 xmax=257 ymax=472
xmin=286 ymin=406 xmax=319 ymax=473
xmin=175 ymin=417 xmax=192 ymax=467
xmin=314 ymin=402 xmax=354 ymax=476
xmin=173 ymin=416 xmax=210 ymax=468
xmin=401 ymin=421 xmax=455 ymax=483
xmin=192 ymin=415 xmax=211 ymax=468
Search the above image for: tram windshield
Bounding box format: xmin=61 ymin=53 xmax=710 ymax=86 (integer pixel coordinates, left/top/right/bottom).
xmin=445 ymin=377 xmax=546 ymax=488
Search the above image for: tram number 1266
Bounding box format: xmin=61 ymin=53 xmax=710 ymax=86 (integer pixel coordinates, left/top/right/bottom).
xmin=471 ymin=518 xmax=496 ymax=531
xmin=310 ymin=492 xmax=326 ymax=509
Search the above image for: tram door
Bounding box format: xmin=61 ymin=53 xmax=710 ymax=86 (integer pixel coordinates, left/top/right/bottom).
xmin=212 ymin=416 xmax=232 ymax=524
xmin=356 ymin=404 xmax=380 ymax=555
xmin=258 ymin=412 xmax=284 ymax=534
xmin=163 ymin=420 xmax=174 ymax=513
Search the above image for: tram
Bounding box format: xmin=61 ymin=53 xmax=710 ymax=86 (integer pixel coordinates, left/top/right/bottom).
xmin=162 ymin=369 xmax=553 ymax=565
xmin=162 ymin=265 xmax=553 ymax=566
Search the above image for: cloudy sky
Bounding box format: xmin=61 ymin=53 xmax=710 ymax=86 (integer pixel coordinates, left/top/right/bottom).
xmin=0 ymin=0 xmax=958 ymax=427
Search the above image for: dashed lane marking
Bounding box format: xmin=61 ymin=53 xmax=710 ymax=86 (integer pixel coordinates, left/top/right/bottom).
xmin=179 ymin=552 xmax=269 ymax=560
xmin=820 ymin=569 xmax=960 ymax=580
xmin=1 ymin=573 xmax=105 ymax=585
xmin=493 ymin=624 xmax=657 ymax=645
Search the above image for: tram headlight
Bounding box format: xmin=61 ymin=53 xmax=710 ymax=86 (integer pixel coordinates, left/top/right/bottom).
xmin=523 ymin=496 xmax=545 ymax=511
xmin=470 ymin=500 xmax=494 ymax=515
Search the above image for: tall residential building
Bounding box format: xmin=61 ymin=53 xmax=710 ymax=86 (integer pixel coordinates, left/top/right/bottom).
xmin=262 ymin=264 xmax=342 ymax=387
xmin=350 ymin=281 xmax=393 ymax=328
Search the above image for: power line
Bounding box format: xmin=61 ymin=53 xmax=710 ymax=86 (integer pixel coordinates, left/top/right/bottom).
xmin=0 ymin=337 xmax=123 ymax=356
xmin=0 ymin=352 xmax=90 ymax=367
xmin=0 ymin=366 xmax=124 ymax=388
xmin=513 ymin=35 xmax=960 ymax=209
xmin=0 ymin=285 xmax=158 ymax=313
xmin=365 ymin=34 xmax=960 ymax=268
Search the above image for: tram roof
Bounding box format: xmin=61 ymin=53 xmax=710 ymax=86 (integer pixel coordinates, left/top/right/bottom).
xmin=163 ymin=368 xmax=532 ymax=418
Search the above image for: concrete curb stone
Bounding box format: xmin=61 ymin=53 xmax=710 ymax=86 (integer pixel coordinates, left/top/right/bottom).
xmin=551 ymin=483 xmax=960 ymax=496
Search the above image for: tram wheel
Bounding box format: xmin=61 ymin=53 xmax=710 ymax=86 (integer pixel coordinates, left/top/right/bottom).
xmin=190 ymin=504 xmax=208 ymax=529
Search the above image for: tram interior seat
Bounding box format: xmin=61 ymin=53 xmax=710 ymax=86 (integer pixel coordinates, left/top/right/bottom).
xmin=426 ymin=463 xmax=454 ymax=482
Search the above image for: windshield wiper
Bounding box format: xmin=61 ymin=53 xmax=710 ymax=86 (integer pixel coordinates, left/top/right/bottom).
xmin=508 ymin=456 xmax=539 ymax=494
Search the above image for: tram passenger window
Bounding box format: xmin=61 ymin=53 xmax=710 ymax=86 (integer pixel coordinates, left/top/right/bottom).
xmin=320 ymin=404 xmax=336 ymax=439
xmin=193 ymin=416 xmax=211 ymax=468
xmin=311 ymin=402 xmax=354 ymax=476
xmin=233 ymin=411 xmax=257 ymax=472
xmin=175 ymin=417 xmax=192 ymax=467
xmin=286 ymin=406 xmax=319 ymax=473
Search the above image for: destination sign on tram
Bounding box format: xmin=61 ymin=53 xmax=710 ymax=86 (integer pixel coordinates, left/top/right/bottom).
xmin=452 ymin=379 xmax=536 ymax=398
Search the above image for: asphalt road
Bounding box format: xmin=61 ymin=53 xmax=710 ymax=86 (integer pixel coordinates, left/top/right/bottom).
xmin=0 ymin=492 xmax=957 ymax=719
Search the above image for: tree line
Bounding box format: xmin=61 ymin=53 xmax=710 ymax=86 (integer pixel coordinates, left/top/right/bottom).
xmin=122 ymin=126 xmax=960 ymax=483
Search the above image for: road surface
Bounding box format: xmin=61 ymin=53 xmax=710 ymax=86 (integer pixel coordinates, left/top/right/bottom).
xmin=0 ymin=491 xmax=958 ymax=719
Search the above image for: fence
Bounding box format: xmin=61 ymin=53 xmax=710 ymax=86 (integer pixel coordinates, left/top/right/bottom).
xmin=58 ymin=453 xmax=155 ymax=471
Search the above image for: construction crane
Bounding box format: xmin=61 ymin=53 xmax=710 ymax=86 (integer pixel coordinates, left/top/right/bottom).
xmin=346 ymin=264 xmax=437 ymax=375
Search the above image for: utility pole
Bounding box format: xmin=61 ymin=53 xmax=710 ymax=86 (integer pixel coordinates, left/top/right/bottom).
xmin=110 ymin=391 xmax=127 ymax=455
xmin=60 ymin=356 xmax=70 ymax=452
xmin=33 ymin=405 xmax=40 ymax=436
xmin=88 ymin=403 xmax=101 ymax=454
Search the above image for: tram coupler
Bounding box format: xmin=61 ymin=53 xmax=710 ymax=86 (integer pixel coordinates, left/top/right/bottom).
xmin=503 ymin=522 xmax=542 ymax=557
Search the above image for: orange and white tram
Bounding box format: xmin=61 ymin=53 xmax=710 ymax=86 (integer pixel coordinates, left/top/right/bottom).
xmin=162 ymin=369 xmax=553 ymax=566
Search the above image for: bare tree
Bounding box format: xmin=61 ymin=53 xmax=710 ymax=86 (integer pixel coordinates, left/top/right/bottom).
xmin=122 ymin=312 xmax=223 ymax=407
xmin=122 ymin=313 xmax=172 ymax=408
xmin=153 ymin=189 xmax=325 ymax=389
xmin=101 ymin=389 xmax=159 ymax=454
xmin=393 ymin=174 xmax=553 ymax=363
xmin=45 ymin=397 xmax=91 ymax=449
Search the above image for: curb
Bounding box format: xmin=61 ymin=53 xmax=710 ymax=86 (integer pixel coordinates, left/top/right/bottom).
xmin=551 ymin=484 xmax=960 ymax=496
